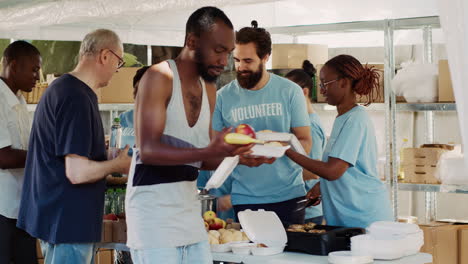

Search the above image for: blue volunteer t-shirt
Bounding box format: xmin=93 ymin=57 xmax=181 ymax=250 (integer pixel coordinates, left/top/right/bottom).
xmin=305 ymin=113 xmax=326 ymax=220
xmin=212 ymin=73 xmax=310 ymax=205
xmin=17 ymin=74 xmax=107 ymax=244
xmin=320 ymin=106 xmax=393 ymax=228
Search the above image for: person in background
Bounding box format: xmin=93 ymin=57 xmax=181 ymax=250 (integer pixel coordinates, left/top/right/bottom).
xmin=285 ymin=54 xmax=393 ymax=228
xmin=285 ymin=60 xmax=326 ymax=225
xmin=0 ymin=41 xmax=41 ymax=264
xmin=17 ymin=29 xmax=131 ymax=264
xmin=212 ymin=22 xmax=312 ymax=225
xmin=119 ymin=66 xmax=150 ymax=149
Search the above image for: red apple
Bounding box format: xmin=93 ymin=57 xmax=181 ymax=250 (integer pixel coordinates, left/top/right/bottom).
xmin=209 ymin=218 xmax=225 ymax=230
xmin=103 ymin=213 xmax=118 ymax=221
xmin=235 ymin=124 xmax=256 ymax=139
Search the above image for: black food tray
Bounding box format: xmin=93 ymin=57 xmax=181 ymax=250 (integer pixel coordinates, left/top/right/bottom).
xmin=285 ymin=225 xmax=365 ymax=255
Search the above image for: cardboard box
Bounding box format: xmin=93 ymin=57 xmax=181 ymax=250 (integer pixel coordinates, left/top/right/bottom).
xmin=420 ymin=222 xmax=458 ymax=264
xmin=459 ymin=228 xmax=468 ymax=264
xmin=112 ymin=219 xmax=127 ymax=243
xmin=100 ymin=67 xmax=138 ymax=103
xmin=271 ymin=44 xmax=328 ymax=69
xmin=101 ymin=220 xmax=113 ymax=243
xmin=316 ymin=64 xmax=384 ymax=103
xmin=400 ymin=147 xmax=449 ymax=184
xmin=438 ymin=60 xmax=455 ymax=102
xmin=95 ymin=249 xmax=113 ymax=264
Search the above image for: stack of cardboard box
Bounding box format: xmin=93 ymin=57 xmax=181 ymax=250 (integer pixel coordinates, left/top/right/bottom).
xmin=420 ymin=222 xmax=468 ymax=264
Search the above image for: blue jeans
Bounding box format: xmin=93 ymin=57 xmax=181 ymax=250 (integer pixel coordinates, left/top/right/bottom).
xmin=130 ymin=240 xmax=212 ymax=264
xmin=40 ymin=241 xmax=95 ymax=264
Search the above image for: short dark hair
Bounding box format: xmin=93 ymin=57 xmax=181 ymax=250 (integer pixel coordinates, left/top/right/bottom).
xmin=133 ymin=66 xmax=150 ymax=88
xmin=285 ymin=60 xmax=316 ymax=89
xmin=2 ymin=40 xmax=40 ymax=66
xmin=236 ymin=21 xmax=272 ymax=59
xmin=133 ymin=66 xmax=150 ymax=98
xmin=184 ymin=6 xmax=233 ymax=46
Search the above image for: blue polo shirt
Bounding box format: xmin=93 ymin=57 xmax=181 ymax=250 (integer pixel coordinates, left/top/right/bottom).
xmin=17 ymin=74 xmax=107 ymax=244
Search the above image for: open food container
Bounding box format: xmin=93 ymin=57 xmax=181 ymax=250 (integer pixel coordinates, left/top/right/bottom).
xmin=204 ymin=133 xmax=305 ymax=191
xmin=285 ymin=224 xmax=365 ymax=255
xmin=237 ymin=209 xmax=287 ymax=256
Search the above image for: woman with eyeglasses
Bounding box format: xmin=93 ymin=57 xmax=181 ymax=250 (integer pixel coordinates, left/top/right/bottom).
xmin=285 ymin=54 xmax=393 ymax=229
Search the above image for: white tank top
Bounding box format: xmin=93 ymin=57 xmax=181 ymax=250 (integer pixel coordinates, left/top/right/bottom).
xmin=125 ymin=60 xmax=210 ymax=249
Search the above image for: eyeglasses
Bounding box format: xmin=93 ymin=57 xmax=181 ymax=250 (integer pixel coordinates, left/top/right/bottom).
xmin=319 ymin=78 xmax=340 ymax=91
xmin=107 ymin=49 xmax=125 ymax=69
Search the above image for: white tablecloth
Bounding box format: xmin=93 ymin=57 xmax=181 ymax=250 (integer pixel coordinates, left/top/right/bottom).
xmin=212 ymin=252 xmax=432 ymax=264
xmin=97 ymin=243 xmax=432 ymax=264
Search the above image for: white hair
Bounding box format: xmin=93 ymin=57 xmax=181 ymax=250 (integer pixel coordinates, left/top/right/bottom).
xmin=79 ymin=29 xmax=122 ymax=57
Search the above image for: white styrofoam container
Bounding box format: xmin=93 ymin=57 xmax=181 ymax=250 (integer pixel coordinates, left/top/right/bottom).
xmin=204 ymin=156 xmax=239 ymax=190
xmin=250 ymin=144 xmax=290 ymax=158
xmin=237 ymin=209 xmax=287 ymax=256
xmin=205 ymin=132 xmax=304 ymax=190
xmin=256 ymin=132 xmax=307 ymax=155
xmin=210 ymin=243 xmax=232 ymax=253
xmin=231 ymin=243 xmax=256 ymax=255
xmin=367 ymin=221 xmax=421 ymax=240
xmin=352 ymin=221 xmax=424 ymax=260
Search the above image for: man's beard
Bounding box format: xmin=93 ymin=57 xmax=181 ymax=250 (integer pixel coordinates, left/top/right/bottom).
xmin=236 ymin=63 xmax=263 ymax=89
xmin=195 ymin=48 xmax=223 ymax=83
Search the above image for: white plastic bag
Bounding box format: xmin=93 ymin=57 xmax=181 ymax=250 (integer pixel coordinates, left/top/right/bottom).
xmin=392 ymin=62 xmax=438 ymax=102
xmin=436 ymin=145 xmax=468 ymax=185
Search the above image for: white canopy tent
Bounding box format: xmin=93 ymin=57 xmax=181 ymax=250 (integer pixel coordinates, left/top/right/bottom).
xmin=0 ymin=0 xmax=440 ymax=46
xmin=1 ymin=0 xmax=467 ymax=169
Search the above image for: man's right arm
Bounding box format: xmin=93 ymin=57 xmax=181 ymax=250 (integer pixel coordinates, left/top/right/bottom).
xmin=65 ymin=146 xmax=130 ymax=184
xmin=0 ymin=146 xmax=27 ymax=169
xmin=135 ymin=65 xmax=248 ymax=166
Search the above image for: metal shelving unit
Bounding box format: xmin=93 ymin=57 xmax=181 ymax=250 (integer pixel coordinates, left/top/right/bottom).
xmin=313 ymin=103 xmax=456 ymax=112
xmin=269 ymin=16 xmax=461 ymax=222
xmin=28 ymin=103 xmax=133 ymax=132
xmin=399 ymin=183 xmax=468 ymax=194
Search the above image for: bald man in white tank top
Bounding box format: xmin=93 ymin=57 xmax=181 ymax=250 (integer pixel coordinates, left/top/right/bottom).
xmin=126 ymin=7 xmax=253 ymax=264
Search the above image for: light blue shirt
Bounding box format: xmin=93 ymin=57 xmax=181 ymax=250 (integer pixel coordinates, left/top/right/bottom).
xmin=212 ymin=73 xmax=310 ymax=205
xmin=320 ymin=106 xmax=393 ymax=228
xmin=119 ymin=110 xmax=135 ymax=155
xmin=305 ymin=113 xmax=326 ymax=220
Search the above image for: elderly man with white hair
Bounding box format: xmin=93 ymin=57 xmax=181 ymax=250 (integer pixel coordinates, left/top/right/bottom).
xmin=17 ymin=29 xmax=131 ymax=264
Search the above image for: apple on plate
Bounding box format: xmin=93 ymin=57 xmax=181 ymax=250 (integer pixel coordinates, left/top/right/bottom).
xmin=235 ymin=124 xmax=256 ymax=138
xmin=203 ymin=210 xmax=216 ymax=222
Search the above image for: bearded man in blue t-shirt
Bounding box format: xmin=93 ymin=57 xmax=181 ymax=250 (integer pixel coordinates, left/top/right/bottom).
xmin=212 ymin=22 xmax=312 ymax=225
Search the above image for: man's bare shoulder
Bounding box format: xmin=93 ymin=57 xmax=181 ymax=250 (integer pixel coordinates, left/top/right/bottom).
xmin=144 ymin=61 xmax=173 ymax=82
